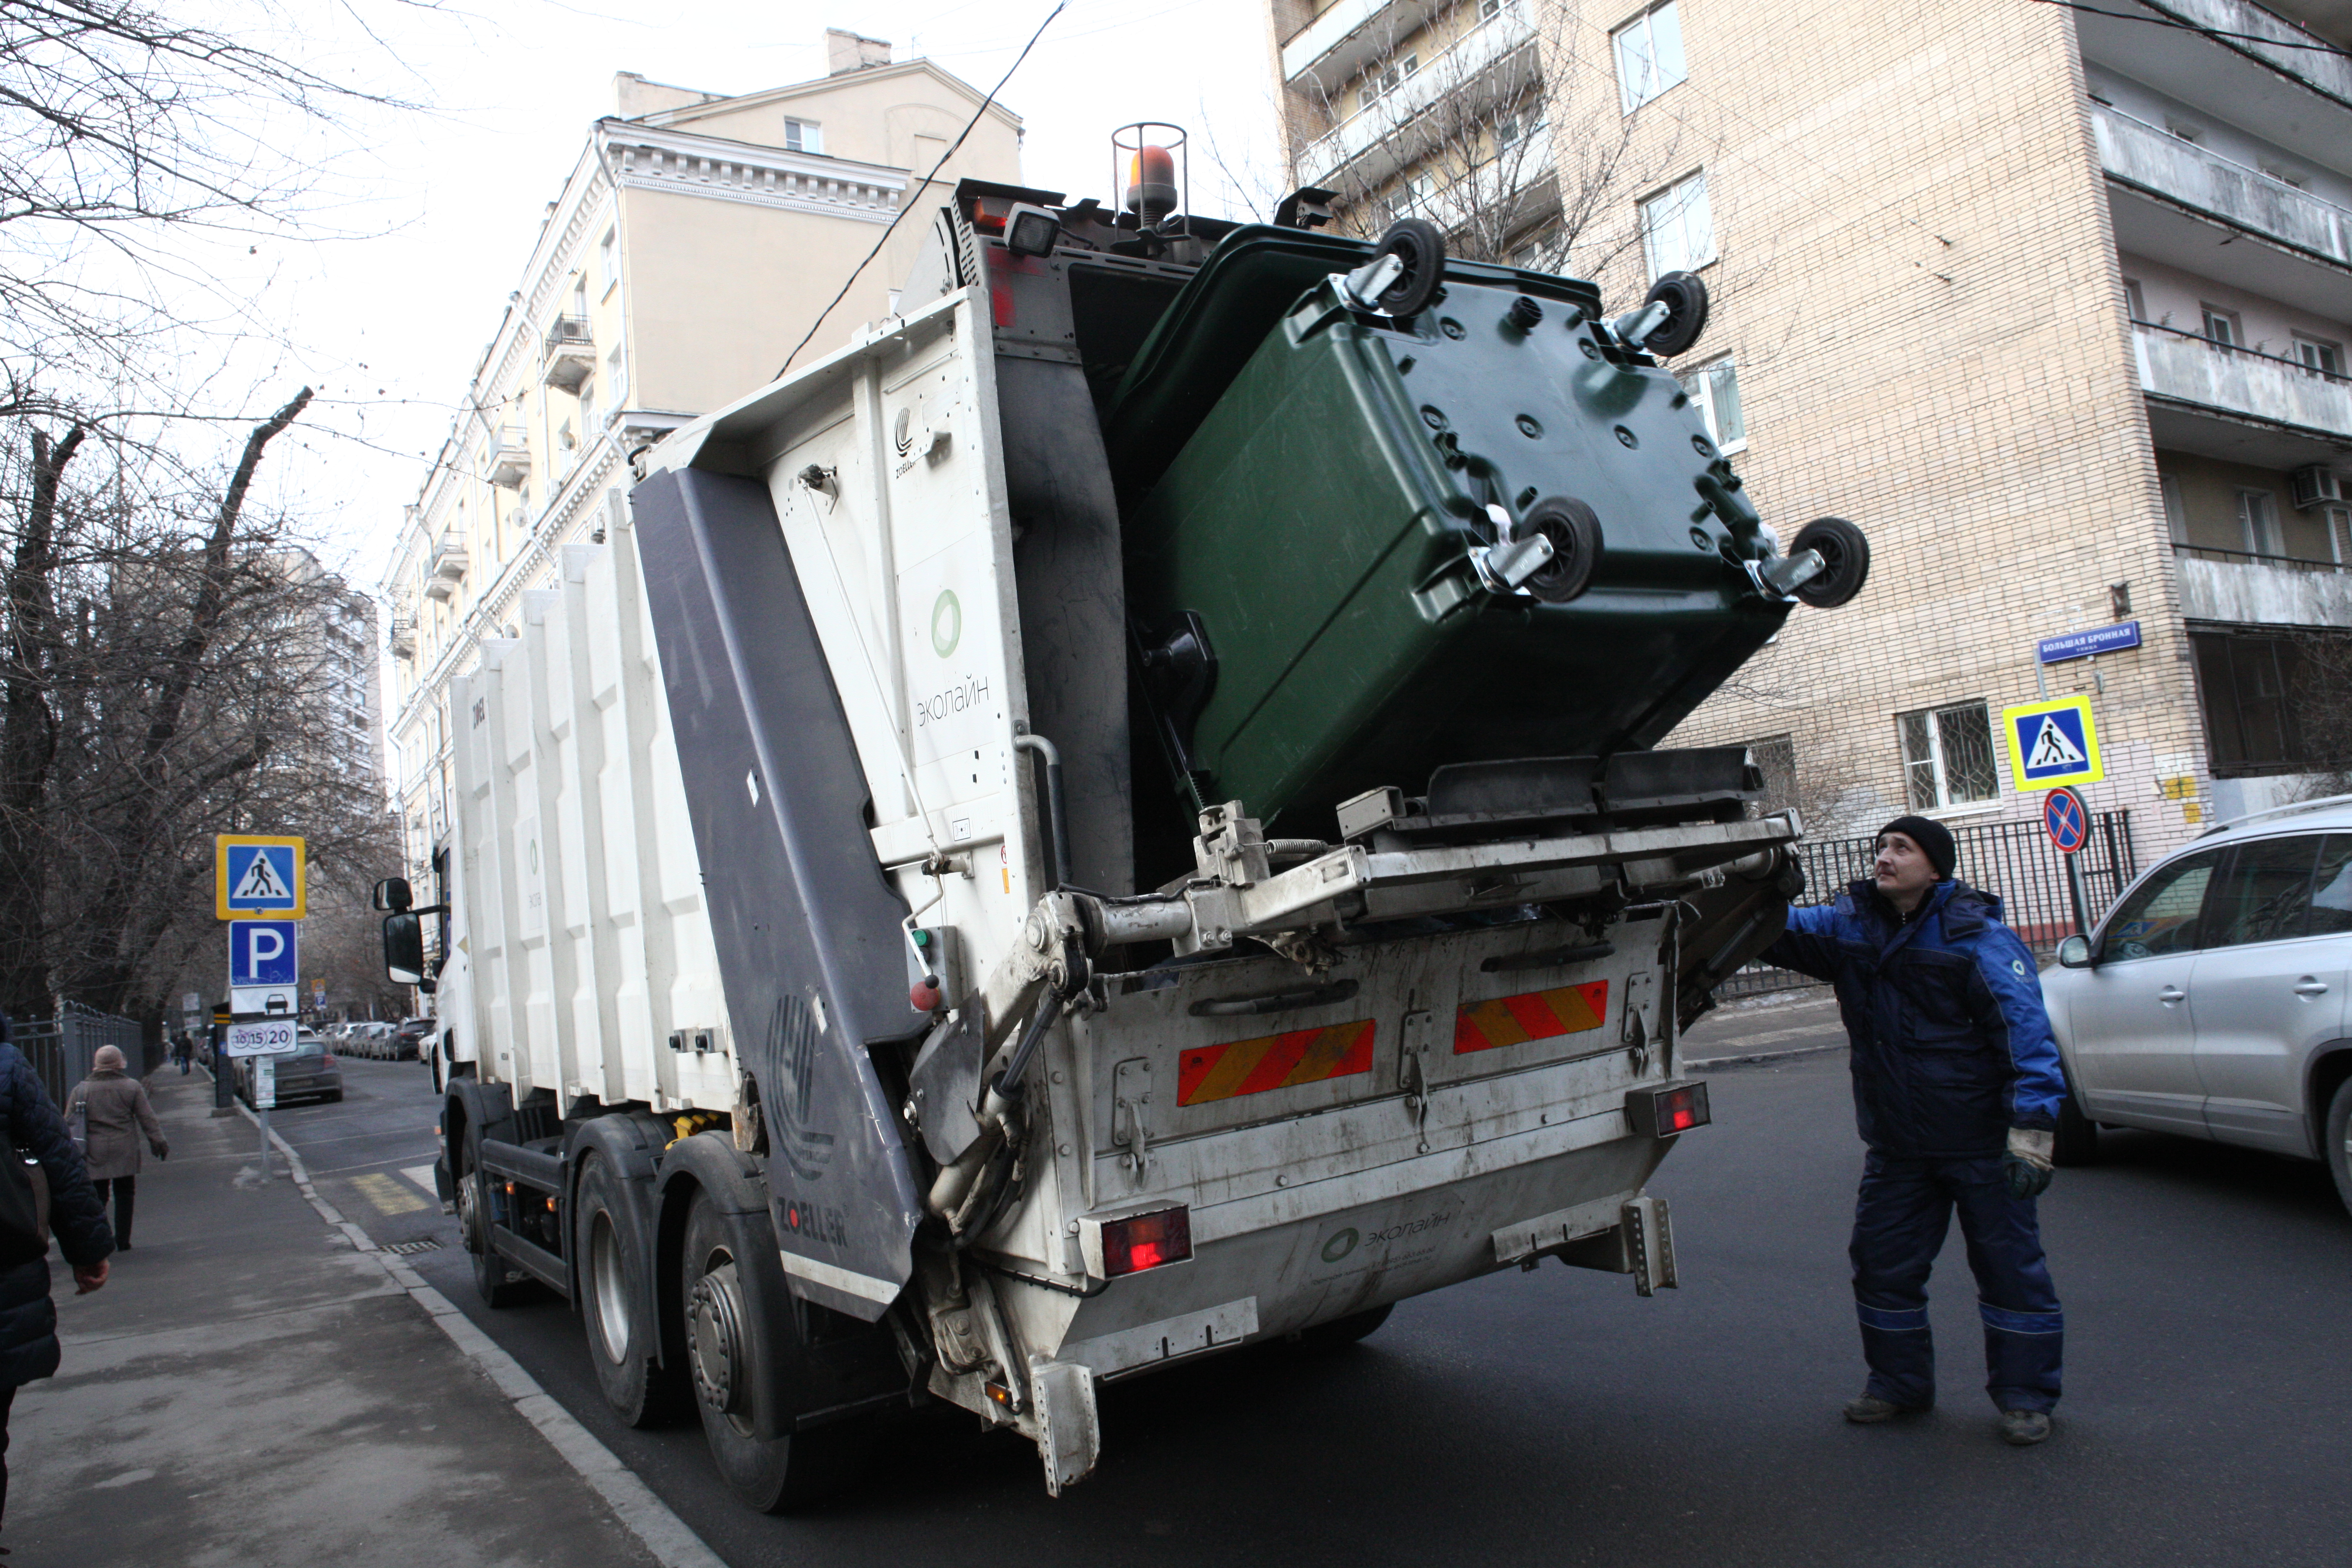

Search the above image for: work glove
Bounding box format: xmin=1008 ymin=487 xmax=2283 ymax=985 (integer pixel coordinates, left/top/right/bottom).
xmin=2003 ymin=1127 xmax=2054 ymax=1201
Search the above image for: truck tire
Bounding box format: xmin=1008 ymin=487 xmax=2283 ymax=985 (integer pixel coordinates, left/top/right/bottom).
xmin=457 ymin=1150 xmax=533 ymax=1308
xmin=1291 ymin=1302 xmax=1393 ymax=1350
xmin=681 ymin=1190 xmax=874 ymax=1511
xmin=576 ymin=1151 xmax=687 ymax=1427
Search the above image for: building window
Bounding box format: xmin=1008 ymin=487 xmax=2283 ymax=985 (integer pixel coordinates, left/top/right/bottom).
xmin=1897 ymin=701 xmax=1999 ymax=810
xmin=579 ymin=380 xmax=597 ymax=438
xmin=2190 ymin=629 xmax=2327 ymax=776
xmin=2160 ymin=474 xmax=2188 ymax=544
xmin=1613 ymin=2 xmax=1688 ymax=113
xmin=2201 ymin=304 xmax=2240 ymax=348
xmin=598 ymin=227 xmax=619 ymax=295
xmin=2123 ymin=277 xmax=2146 ymax=322
xmin=2294 ymin=334 xmax=2344 ymax=378
xmin=1640 ymin=170 xmax=1713 ymax=279
xmin=1360 ymin=53 xmax=1419 ymax=115
xmin=608 ymin=343 xmax=628 ymax=405
xmin=1678 ymin=357 xmax=1745 ymax=450
xmin=2237 ymin=488 xmax=2282 ymax=556
xmin=784 ymin=117 xmax=821 ymax=154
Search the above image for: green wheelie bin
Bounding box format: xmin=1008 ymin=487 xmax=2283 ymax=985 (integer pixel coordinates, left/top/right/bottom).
xmin=1118 ymin=225 xmax=1858 ymax=835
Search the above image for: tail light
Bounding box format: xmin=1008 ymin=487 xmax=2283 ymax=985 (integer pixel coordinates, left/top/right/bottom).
xmin=1079 ymin=1205 xmax=1193 ymax=1280
xmin=1627 ymin=1080 xmax=1710 ymax=1138
xmin=322 ymin=1054 xmax=335 ymax=1068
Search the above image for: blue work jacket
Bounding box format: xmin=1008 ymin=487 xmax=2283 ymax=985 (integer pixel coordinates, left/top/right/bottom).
xmin=1762 ymin=878 xmax=2064 ymax=1158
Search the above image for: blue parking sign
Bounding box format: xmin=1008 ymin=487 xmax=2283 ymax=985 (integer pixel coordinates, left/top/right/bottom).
xmin=229 ymin=920 xmax=300 ymax=988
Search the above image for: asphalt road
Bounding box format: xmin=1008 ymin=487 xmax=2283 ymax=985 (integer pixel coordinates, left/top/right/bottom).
xmin=272 ymin=1046 xmax=2352 ymax=1568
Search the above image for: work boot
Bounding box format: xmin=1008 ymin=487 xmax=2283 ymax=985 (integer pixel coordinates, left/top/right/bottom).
xmin=1843 ymin=1394 xmax=1929 ymax=1424
xmin=1999 ymin=1410 xmax=2052 ymax=1446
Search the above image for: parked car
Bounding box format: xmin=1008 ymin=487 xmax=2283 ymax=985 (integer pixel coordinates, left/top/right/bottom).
xmin=2045 ymin=796 xmax=2352 ymax=1214
xmin=236 ymin=1028 xmax=343 ymax=1106
xmin=392 ymin=1016 xmax=434 ymax=1061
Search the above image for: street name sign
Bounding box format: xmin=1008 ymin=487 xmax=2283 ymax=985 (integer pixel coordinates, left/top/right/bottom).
xmin=2036 ymin=621 xmax=2141 ymax=664
xmin=2001 ymin=695 xmax=2104 ymax=792
xmin=217 ymin=835 xmax=306 ymax=920
xmin=223 ymin=1018 xmax=301 ymax=1057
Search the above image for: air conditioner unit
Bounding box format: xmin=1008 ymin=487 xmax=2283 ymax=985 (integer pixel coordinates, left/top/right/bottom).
xmin=2290 ymin=465 xmax=2345 ymax=509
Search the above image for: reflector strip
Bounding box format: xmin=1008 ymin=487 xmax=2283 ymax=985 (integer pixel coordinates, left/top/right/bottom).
xmin=1455 ymin=980 xmax=1609 ymax=1054
xmin=1178 ymin=1020 xmax=1376 ymax=1106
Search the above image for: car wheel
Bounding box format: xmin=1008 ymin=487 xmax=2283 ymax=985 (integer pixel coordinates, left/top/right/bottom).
xmin=2326 ymin=1077 xmax=2352 ymax=1220
xmin=576 ymin=1152 xmax=687 ymax=1428
xmin=1289 ymin=1302 xmax=1393 ymax=1351
xmin=682 ymin=1190 xmax=875 ymax=1512
xmin=2053 ymin=1086 xmax=2099 ymax=1166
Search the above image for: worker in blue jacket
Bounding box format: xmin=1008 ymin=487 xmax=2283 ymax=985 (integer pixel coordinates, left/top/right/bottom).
xmin=1761 ymin=815 xmax=2065 ymax=1447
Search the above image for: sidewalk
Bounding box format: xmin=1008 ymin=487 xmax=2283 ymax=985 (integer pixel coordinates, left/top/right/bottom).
xmin=1681 ymin=991 xmax=1847 ymax=1068
xmin=3 ymin=1072 xmax=707 ymax=1567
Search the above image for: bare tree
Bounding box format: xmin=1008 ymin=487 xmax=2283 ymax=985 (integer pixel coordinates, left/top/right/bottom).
xmin=2288 ymin=629 xmax=2352 ymax=800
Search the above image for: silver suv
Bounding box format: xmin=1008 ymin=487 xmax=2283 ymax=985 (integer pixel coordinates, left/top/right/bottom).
xmin=2045 ymin=796 xmax=2352 ymax=1215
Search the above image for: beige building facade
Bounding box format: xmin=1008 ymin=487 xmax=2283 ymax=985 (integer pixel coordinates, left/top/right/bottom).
xmin=380 ymin=34 xmax=1021 ymax=879
xmin=1269 ymin=0 xmax=2352 ymax=869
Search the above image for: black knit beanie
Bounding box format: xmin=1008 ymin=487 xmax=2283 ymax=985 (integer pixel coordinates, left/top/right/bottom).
xmin=1877 ymin=815 xmax=1956 ymax=879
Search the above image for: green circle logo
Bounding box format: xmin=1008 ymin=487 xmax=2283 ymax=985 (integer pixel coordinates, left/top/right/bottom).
xmin=930 ymin=589 xmax=962 ymax=657
xmin=1320 ymin=1227 xmax=1360 ymax=1264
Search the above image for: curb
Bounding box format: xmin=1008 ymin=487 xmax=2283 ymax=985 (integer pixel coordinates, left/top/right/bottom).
xmin=1686 ymin=1040 xmax=1847 ymax=1070
xmin=229 ymin=1089 xmax=725 ymax=1568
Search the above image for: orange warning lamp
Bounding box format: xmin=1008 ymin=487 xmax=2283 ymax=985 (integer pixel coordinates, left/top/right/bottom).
xmin=1125 ymin=144 xmax=1177 ymax=219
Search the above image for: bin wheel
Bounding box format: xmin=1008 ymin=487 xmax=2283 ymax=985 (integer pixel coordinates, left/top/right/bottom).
xmin=1641 ymin=270 xmax=1710 ymax=356
xmin=577 ymin=1151 xmax=688 ymax=1427
xmin=1518 ymin=497 xmax=1604 ymax=605
xmin=682 ymin=1190 xmax=875 ymax=1512
xmin=1789 ymin=516 xmax=1870 ymax=609
xmin=1371 ymin=218 xmax=1446 ymax=318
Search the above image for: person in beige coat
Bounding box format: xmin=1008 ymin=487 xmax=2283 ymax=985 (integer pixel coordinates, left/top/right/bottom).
xmin=64 ymin=1047 xmax=167 ymax=1250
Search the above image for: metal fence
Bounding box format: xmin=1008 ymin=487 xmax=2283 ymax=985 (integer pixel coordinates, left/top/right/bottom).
xmin=12 ymin=1001 xmax=150 ymax=1107
xmin=1716 ymin=809 xmax=2140 ymax=1002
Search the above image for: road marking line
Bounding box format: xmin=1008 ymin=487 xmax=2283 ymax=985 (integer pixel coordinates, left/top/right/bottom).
xmin=239 ymin=1104 xmax=727 ymax=1568
xmin=352 ymin=1171 xmax=430 ymax=1216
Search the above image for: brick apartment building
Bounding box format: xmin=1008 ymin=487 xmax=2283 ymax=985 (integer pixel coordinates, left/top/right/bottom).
xmin=1269 ymin=0 xmax=2352 ymax=864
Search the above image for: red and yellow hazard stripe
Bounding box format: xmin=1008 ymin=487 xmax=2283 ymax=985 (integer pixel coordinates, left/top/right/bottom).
xmin=1454 ymin=980 xmax=1609 ymax=1055
xmin=1178 ymin=1019 xmax=1377 ymax=1107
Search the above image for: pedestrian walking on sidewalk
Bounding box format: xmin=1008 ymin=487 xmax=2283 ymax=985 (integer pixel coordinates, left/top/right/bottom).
xmin=1761 ymin=815 xmax=2068 ymax=1448
xmin=63 ymin=1047 xmax=167 ymax=1251
xmin=171 ymin=1034 xmax=192 ymax=1075
xmin=0 ymin=1016 xmax=113 ymax=1539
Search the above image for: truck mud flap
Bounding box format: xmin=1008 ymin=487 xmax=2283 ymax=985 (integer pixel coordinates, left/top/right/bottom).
xmin=632 ymin=467 xmax=926 ymax=1321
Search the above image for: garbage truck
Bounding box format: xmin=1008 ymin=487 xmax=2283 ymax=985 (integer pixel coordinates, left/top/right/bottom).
xmin=378 ymin=168 xmax=1869 ymax=1511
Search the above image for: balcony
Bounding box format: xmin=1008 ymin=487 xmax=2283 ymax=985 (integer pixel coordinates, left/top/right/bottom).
xmin=2135 ymin=321 xmax=2352 ymax=444
xmin=423 ymin=534 xmax=468 ymax=602
xmin=1295 ymin=0 xmax=1536 ymax=192
xmin=2174 ymin=542 xmax=2352 ymax=629
xmin=543 ymin=316 xmax=594 ymax=394
xmin=1282 ymin=0 xmax=1434 ymax=94
xmin=388 ymin=611 xmax=415 ymax=659
xmin=2094 ymin=103 xmax=2349 ymax=268
xmin=2134 ymin=0 xmax=2352 ymax=108
xmin=489 ymin=425 xmax=531 ymax=489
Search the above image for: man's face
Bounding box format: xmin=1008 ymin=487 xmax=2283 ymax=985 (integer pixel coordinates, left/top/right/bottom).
xmin=1873 ymin=832 xmax=1940 ymax=904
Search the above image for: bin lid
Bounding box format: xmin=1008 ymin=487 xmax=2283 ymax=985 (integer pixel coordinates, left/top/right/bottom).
xmin=1099 ymin=224 xmax=1602 ymax=500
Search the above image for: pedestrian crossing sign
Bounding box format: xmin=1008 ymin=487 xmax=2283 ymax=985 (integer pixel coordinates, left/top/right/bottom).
xmin=2000 ymin=696 xmax=2103 ymax=791
xmin=216 ymin=834 xmax=307 ymax=920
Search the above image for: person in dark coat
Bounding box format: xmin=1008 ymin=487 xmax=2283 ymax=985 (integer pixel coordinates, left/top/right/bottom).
xmin=0 ymin=1018 xmax=113 ymax=1533
xmin=1761 ymin=815 xmax=2066 ymax=1447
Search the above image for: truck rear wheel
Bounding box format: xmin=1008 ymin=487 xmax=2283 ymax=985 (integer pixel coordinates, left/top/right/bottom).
xmin=576 ymin=1152 xmax=686 ymax=1427
xmin=681 ymin=1190 xmax=874 ymax=1512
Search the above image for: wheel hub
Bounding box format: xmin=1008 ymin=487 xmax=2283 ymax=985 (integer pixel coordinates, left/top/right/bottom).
xmin=686 ymin=1261 xmax=750 ymax=1415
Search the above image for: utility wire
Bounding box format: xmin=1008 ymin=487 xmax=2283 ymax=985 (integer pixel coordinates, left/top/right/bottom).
xmin=2027 ymin=0 xmax=2350 ymax=57
xmin=774 ymin=2 xmax=1067 ymax=379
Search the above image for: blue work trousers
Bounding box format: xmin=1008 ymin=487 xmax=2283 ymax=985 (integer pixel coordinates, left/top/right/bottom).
xmin=1850 ymin=1150 xmax=2062 ymax=1413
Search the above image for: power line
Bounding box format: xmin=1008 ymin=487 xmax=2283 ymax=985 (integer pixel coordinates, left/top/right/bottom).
xmin=774 ymin=2 xmax=1067 ymax=379
xmin=2027 ymin=0 xmax=2351 ymax=58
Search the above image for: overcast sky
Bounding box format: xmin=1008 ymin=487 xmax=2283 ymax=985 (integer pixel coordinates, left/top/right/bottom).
xmin=247 ymin=0 xmax=1285 ymax=588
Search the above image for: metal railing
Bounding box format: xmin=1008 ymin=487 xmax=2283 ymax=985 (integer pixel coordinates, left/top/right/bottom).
xmin=1716 ymin=810 xmax=2140 ymax=1002
xmin=12 ymin=1001 xmax=151 ymax=1106
xmin=2132 ymin=315 xmax=2350 ymax=386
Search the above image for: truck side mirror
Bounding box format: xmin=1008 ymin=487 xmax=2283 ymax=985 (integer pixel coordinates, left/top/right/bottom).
xmin=383 ymin=912 xmax=425 ymax=984
xmin=2056 ymin=934 xmax=2092 ymax=969
xmin=374 ymin=877 xmax=413 ymax=913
